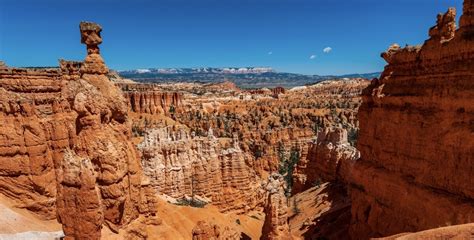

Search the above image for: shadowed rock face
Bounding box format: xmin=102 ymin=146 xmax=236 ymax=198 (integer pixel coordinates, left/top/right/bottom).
xmin=293 ymin=128 xmax=359 ymax=194
xmin=379 ymin=223 xmax=474 ymax=240
xmin=261 ymin=173 xmax=292 ymax=240
xmin=0 ymin=22 xmax=157 ymax=240
xmin=350 ymin=1 xmax=474 ymax=239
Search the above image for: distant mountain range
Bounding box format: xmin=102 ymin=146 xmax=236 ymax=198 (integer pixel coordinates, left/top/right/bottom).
xmin=125 ymin=67 xmax=275 ymax=75
xmin=118 ymin=67 xmax=380 ymax=89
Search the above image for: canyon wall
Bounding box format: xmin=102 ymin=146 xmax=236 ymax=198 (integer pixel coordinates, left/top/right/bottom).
xmin=174 ymin=79 xmax=368 ymax=176
xmin=350 ymin=2 xmax=474 ymax=238
xmin=293 ymin=128 xmax=359 ymax=193
xmin=139 ymin=126 xmax=263 ymax=213
xmin=0 ymin=22 xmax=157 ymax=239
xmin=117 ymin=83 xmax=184 ymax=115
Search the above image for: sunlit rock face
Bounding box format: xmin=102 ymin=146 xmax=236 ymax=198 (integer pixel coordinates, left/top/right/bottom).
xmin=139 ymin=126 xmax=263 ymax=213
xmin=350 ymin=2 xmax=474 ymax=239
xmin=0 ymin=21 xmax=157 ymax=240
xmin=192 ymin=220 xmax=240 ymax=240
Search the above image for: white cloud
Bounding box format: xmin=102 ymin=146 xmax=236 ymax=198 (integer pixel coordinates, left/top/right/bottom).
xmin=268 ymin=51 xmax=273 ymax=55
xmin=309 ymin=54 xmax=316 ymax=59
xmin=323 ymin=47 xmax=332 ymax=53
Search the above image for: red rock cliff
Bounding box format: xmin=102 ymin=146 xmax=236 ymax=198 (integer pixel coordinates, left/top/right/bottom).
xmin=350 ymin=2 xmax=474 ymax=238
xmin=139 ymin=126 xmax=263 ymax=213
xmin=293 ymin=127 xmax=359 ymax=193
xmin=0 ymin=22 xmax=157 ymax=240
xmin=117 ymin=83 xmax=183 ymax=115
xmin=261 ymin=173 xmax=293 ymax=240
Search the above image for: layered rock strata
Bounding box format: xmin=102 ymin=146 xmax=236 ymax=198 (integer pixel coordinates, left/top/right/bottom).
xmin=174 ymin=79 xmax=368 ymax=175
xmin=0 ymin=22 xmax=157 ymax=239
xmin=351 ymin=2 xmax=474 ymax=238
xmin=293 ymin=128 xmax=359 ymax=193
xmin=139 ymin=126 xmax=263 ymax=213
xmin=117 ymin=83 xmax=183 ymax=115
xmin=261 ymin=173 xmax=292 ymax=240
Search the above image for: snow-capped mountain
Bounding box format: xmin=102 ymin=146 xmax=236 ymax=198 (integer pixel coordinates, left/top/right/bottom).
xmin=119 ymin=67 xmax=274 ymax=75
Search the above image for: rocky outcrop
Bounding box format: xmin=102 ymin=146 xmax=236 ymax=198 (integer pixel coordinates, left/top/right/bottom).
xmin=139 ymin=126 xmax=263 ymax=213
xmin=261 ymin=173 xmax=292 ymax=240
xmin=293 ymin=128 xmax=359 ymax=193
xmin=192 ymin=221 xmax=240 ymax=240
xmin=350 ymin=2 xmax=474 ymax=239
xmin=379 ymin=223 xmax=474 ymax=240
xmin=116 ymin=83 xmax=183 ymax=115
xmin=174 ymin=79 xmax=368 ymax=176
xmin=0 ymin=22 xmax=157 ymax=240
xmin=127 ymin=91 xmax=182 ymax=115
xmin=272 ymin=86 xmax=286 ymax=98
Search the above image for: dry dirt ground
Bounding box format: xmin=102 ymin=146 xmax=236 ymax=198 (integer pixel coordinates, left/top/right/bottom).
xmin=0 ymin=194 xmax=63 ymax=239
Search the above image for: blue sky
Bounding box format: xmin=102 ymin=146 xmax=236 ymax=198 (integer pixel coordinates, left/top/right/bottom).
xmin=0 ymin=0 xmax=463 ymax=75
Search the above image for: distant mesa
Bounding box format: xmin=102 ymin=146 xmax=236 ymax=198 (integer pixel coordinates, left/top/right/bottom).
xmin=118 ymin=67 xmax=381 ymax=89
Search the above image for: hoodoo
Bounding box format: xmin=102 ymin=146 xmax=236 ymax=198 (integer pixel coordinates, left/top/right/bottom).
xmin=0 ymin=22 xmax=158 ymax=240
xmin=350 ymin=1 xmax=474 ymax=238
xmin=261 ymin=173 xmax=293 ymax=240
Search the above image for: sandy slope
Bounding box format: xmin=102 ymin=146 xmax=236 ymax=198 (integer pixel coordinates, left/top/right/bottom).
xmin=103 ymin=197 xmax=264 ymax=239
xmin=0 ymin=194 xmax=63 ymax=238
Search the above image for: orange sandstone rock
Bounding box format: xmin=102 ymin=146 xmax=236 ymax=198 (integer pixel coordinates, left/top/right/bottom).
xmin=139 ymin=126 xmax=263 ymax=213
xmin=378 ymin=223 xmax=474 ymax=240
xmin=0 ymin=22 xmax=157 ymax=240
xmin=261 ymin=173 xmax=292 ymax=240
xmin=350 ymin=2 xmax=474 ymax=238
xmin=192 ymin=220 xmax=240 ymax=240
xmin=293 ymin=127 xmax=359 ymax=193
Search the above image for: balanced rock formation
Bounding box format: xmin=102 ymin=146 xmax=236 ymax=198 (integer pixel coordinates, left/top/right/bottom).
xmin=261 ymin=173 xmax=292 ymax=240
xmin=192 ymin=221 xmax=240 ymax=240
xmin=139 ymin=126 xmax=263 ymax=213
xmin=351 ymin=2 xmax=474 ymax=238
xmin=293 ymin=127 xmax=359 ymax=193
xmin=0 ymin=22 xmax=157 ymax=240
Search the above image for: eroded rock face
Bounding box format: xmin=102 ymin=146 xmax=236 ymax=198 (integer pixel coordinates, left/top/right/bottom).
xmin=174 ymin=79 xmax=368 ymax=176
xmin=379 ymin=223 xmax=474 ymax=240
xmin=79 ymin=21 xmax=108 ymax=75
xmin=351 ymin=2 xmax=474 ymax=239
xmin=0 ymin=68 xmax=69 ymax=219
xmin=261 ymin=173 xmax=292 ymax=240
xmin=192 ymin=221 xmax=240 ymax=240
xmin=0 ymin=22 xmax=157 ymax=240
xmin=293 ymin=128 xmax=359 ymax=193
xmin=117 ymin=83 xmax=184 ymax=115
xmin=139 ymin=126 xmax=262 ymax=213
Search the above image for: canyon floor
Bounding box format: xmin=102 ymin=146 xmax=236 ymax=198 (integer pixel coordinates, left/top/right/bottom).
xmin=0 ymin=1 xmax=473 ymax=239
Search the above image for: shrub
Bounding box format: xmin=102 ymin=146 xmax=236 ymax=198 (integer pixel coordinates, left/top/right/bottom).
xmin=293 ymin=197 xmax=300 ymax=214
xmin=174 ymin=198 xmax=207 ymax=208
xmin=348 ymin=128 xmax=359 ymax=147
